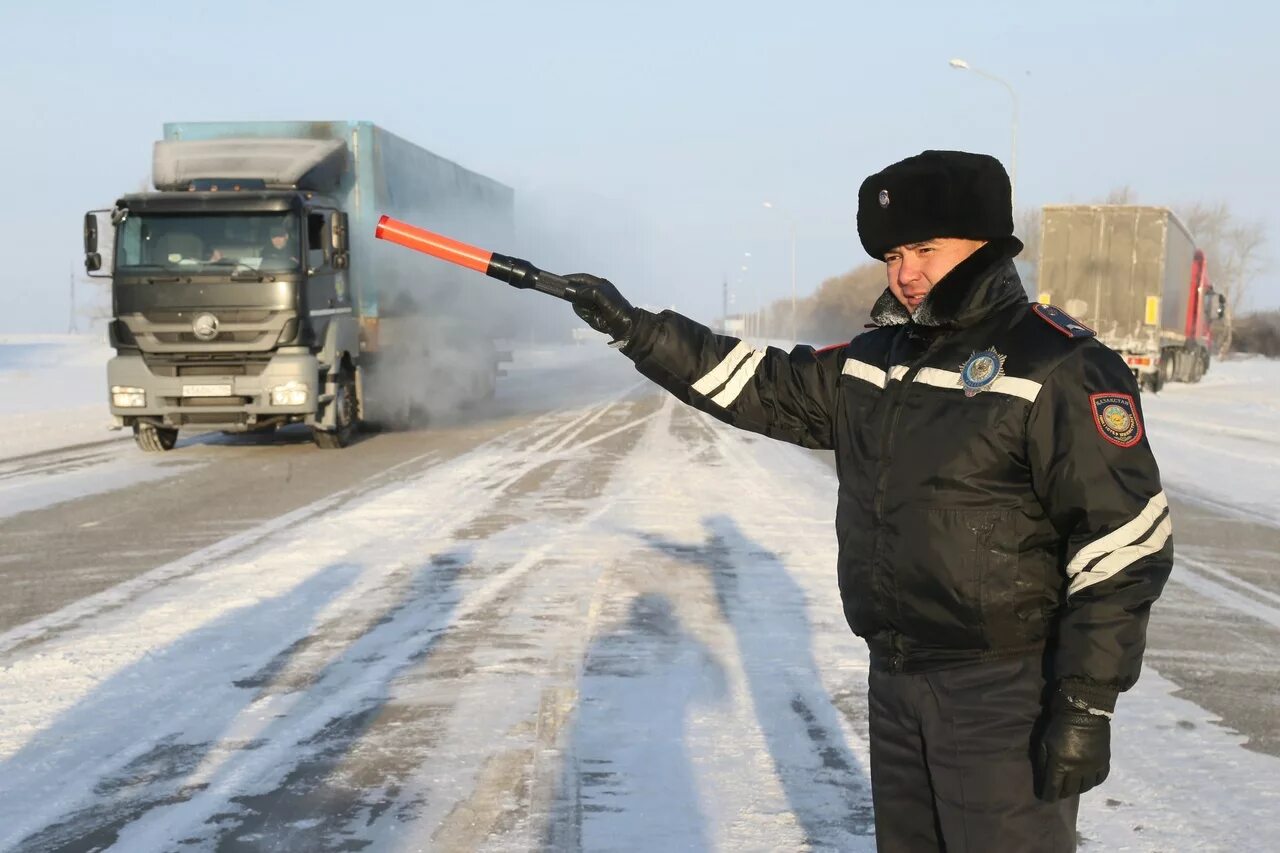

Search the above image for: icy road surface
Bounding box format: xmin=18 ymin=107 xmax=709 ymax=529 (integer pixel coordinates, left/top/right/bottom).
xmin=0 ymin=338 xmax=1277 ymax=851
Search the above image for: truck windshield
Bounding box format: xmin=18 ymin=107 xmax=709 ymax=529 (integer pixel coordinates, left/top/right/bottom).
xmin=115 ymin=212 xmax=300 ymax=275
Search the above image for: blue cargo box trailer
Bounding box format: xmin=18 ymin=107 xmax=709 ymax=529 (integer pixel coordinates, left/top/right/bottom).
xmin=85 ymin=121 xmax=514 ymax=451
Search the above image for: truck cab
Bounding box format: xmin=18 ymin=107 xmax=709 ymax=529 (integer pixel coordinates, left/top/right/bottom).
xmin=87 ymin=137 xmax=359 ymax=451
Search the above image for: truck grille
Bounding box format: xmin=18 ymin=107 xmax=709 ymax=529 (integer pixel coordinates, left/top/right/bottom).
xmin=120 ymin=310 xmax=292 ymax=355
xmin=176 ymin=364 xmax=248 ymax=377
xmin=144 ymin=309 xmax=275 ymax=324
xmin=153 ymin=330 xmax=270 ymax=345
xmin=144 ymin=356 xmax=272 ymax=377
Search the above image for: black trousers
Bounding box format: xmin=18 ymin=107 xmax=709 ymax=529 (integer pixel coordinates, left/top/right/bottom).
xmin=868 ymin=655 xmax=1079 ymax=852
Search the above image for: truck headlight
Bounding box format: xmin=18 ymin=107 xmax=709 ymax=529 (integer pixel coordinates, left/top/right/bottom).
xmin=111 ymin=385 xmax=146 ymax=408
xmin=270 ymin=381 xmax=309 ymax=406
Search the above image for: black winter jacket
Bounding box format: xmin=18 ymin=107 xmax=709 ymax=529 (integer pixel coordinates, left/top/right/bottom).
xmin=621 ymin=240 xmax=1172 ymax=710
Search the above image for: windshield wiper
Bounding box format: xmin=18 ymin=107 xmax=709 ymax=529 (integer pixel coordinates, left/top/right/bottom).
xmin=120 ymin=264 xmax=185 ymax=282
xmin=209 ymin=259 xmax=265 ymax=281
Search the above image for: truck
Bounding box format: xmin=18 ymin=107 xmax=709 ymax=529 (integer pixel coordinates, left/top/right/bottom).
xmin=1037 ymin=205 xmax=1225 ymax=392
xmin=83 ymin=121 xmax=514 ymax=451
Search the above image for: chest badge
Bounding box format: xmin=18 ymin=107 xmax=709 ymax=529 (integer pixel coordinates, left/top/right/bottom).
xmin=959 ymin=348 xmax=1007 ymax=397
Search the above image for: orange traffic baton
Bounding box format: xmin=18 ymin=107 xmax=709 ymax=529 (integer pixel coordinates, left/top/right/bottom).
xmin=375 ymin=215 xmax=574 ymax=300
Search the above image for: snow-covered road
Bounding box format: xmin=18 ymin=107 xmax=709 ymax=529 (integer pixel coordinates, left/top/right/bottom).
xmin=0 ymin=337 xmax=1277 ymax=851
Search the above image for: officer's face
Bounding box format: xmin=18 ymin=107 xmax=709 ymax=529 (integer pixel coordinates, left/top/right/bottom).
xmin=883 ymin=238 xmax=987 ymax=313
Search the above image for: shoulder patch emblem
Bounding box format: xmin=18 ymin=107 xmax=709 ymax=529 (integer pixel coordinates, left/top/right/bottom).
xmin=1091 ymin=392 xmax=1143 ymax=447
xmin=959 ymin=348 xmax=1006 ymax=397
xmin=1033 ymin=303 xmax=1095 ymax=339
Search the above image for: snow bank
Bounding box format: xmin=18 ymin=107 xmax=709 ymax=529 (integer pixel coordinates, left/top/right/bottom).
xmin=0 ymin=335 xmax=118 ymax=460
xmin=1142 ymin=356 xmax=1280 ymax=526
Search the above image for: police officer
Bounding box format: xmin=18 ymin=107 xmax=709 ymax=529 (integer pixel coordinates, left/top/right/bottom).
xmin=565 ymin=151 xmax=1172 ymax=851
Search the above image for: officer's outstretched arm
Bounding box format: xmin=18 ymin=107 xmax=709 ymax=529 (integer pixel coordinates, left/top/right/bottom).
xmin=1026 ymin=343 xmax=1173 ymax=799
xmin=566 ymin=273 xmax=843 ymax=450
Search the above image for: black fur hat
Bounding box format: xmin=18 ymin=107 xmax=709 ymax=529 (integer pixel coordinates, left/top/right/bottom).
xmin=857 ymin=150 xmax=1016 ymax=260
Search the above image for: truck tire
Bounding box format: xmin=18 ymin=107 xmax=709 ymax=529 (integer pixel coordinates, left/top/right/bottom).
xmin=1172 ymin=348 xmax=1192 ymax=381
xmin=314 ymin=371 xmax=358 ymax=449
xmin=1143 ymin=369 xmax=1164 ymax=394
xmin=133 ymin=423 xmax=178 ymax=452
xmin=1189 ymin=350 xmax=1208 ymax=383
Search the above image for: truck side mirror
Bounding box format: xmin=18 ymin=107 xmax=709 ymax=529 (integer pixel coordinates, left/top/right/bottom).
xmin=1217 ymin=293 xmax=1226 ymax=319
xmin=331 ymin=211 xmax=348 ymax=252
xmin=84 ymin=212 xmax=98 ymax=253
xmin=84 ymin=209 xmax=112 ymax=277
xmin=330 ymin=211 xmax=350 ymax=269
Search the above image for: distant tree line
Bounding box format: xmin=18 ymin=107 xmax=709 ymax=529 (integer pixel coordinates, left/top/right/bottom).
xmin=754 ymin=212 xmax=1041 ymax=344
xmin=1230 ymin=311 xmax=1280 ymax=357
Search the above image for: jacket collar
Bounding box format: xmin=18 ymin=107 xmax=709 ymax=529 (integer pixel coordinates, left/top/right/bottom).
xmin=869 ymin=237 xmax=1028 ymax=330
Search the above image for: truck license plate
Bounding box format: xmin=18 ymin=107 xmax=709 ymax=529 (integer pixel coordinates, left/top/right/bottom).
xmin=182 ymin=384 xmax=233 ymax=397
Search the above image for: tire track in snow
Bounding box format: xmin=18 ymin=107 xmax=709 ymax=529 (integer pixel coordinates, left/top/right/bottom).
xmin=135 ymin=395 xmax=659 ymax=849
xmin=0 ymin=390 xmax=658 ymax=850
xmin=113 ymin=510 xmax=617 ymax=852
xmin=0 ymin=443 xmax=126 ymax=482
xmin=1168 ymin=484 xmax=1280 ymax=529
xmin=1170 ymin=555 xmax=1280 ymax=631
xmin=0 ymin=383 xmax=647 ymax=661
xmin=538 ymin=398 xmax=873 ymax=850
xmin=0 ymin=447 xmax=441 ymax=659
xmin=372 ymin=397 xmax=659 ymax=850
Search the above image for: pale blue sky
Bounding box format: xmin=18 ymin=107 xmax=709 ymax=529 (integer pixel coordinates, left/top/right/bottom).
xmin=2 ymin=0 xmax=1275 ymax=332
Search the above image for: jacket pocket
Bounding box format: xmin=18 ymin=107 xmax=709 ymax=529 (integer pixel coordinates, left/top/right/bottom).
xmin=890 ymin=506 xmax=1021 ymax=650
xmin=971 ymin=510 xmax=1045 ymax=647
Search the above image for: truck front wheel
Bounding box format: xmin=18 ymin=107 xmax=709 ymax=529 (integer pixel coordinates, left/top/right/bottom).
xmin=133 ymin=422 xmax=178 ymax=452
xmin=314 ymin=371 xmax=358 ymax=449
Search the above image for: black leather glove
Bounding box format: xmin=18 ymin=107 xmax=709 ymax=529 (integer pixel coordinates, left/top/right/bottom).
xmin=565 ymin=273 xmax=637 ymax=345
xmin=1036 ymin=690 xmax=1112 ymax=802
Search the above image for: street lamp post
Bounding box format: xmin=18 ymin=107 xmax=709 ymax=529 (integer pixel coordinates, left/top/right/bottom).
xmin=948 ymin=58 xmax=1018 ymax=210
xmin=762 ymin=201 xmax=797 ymax=344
